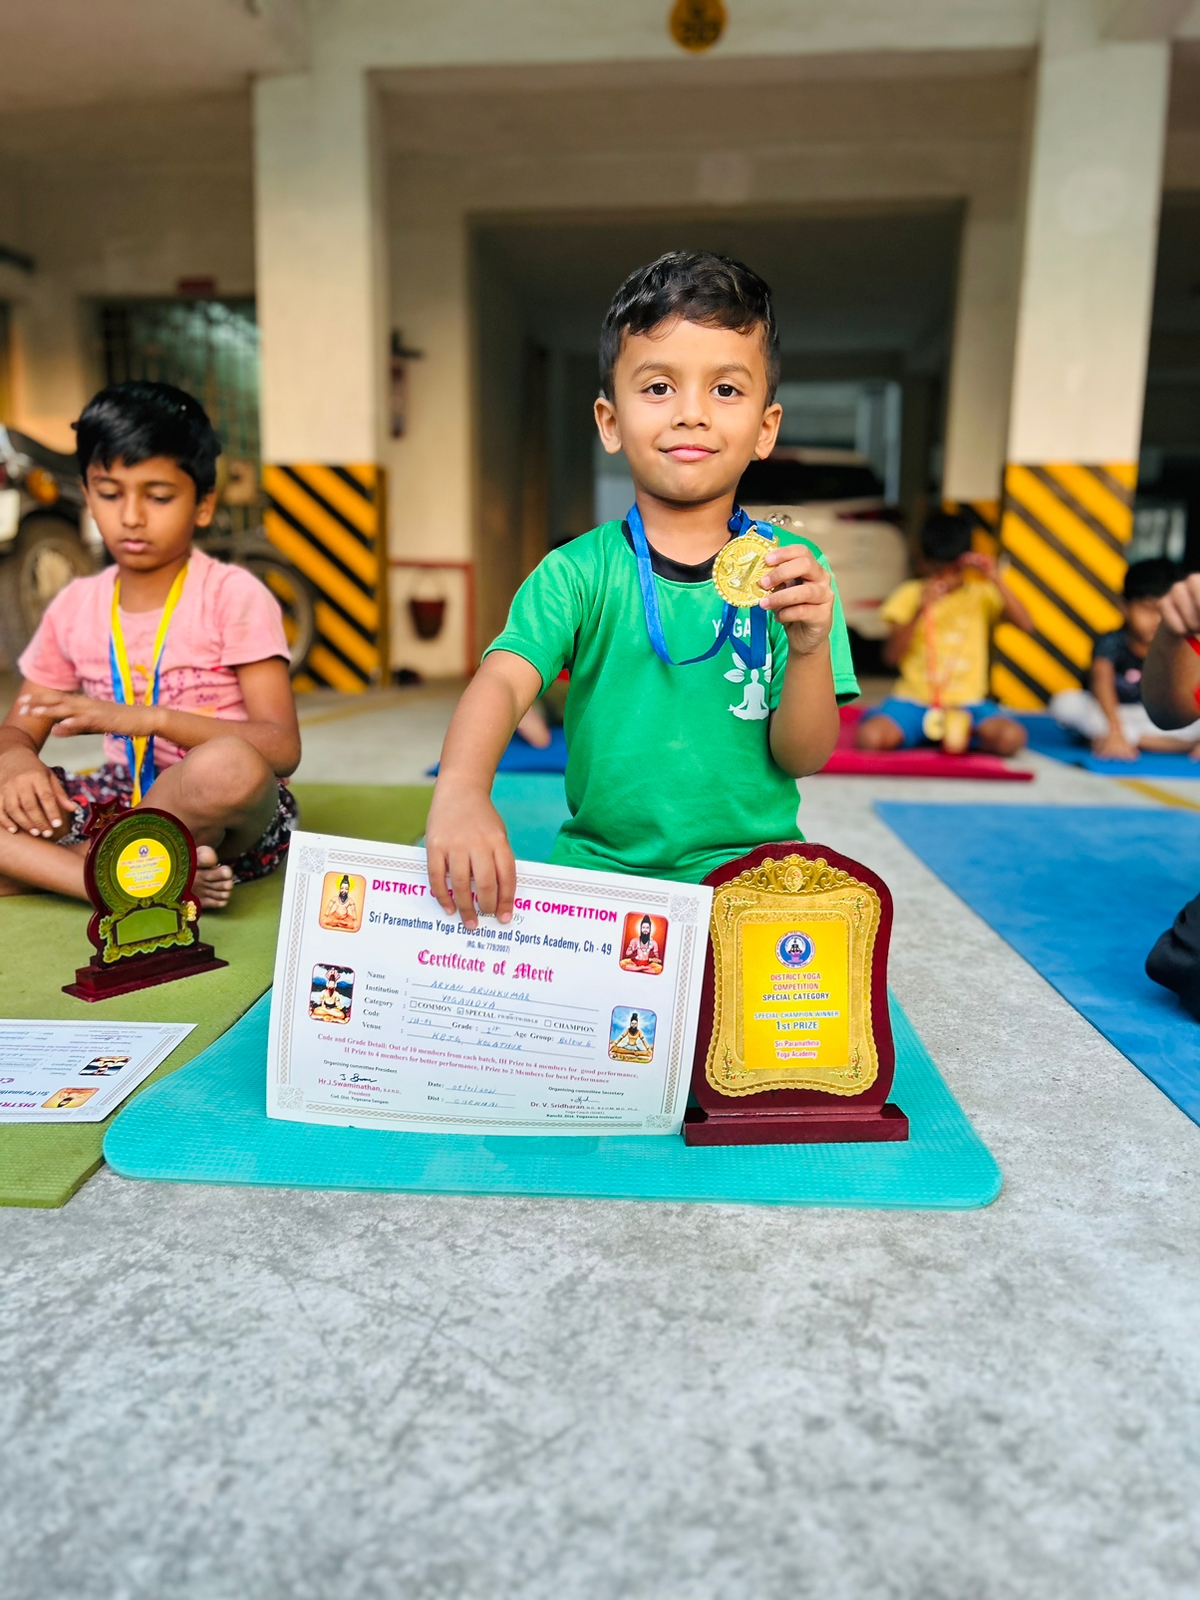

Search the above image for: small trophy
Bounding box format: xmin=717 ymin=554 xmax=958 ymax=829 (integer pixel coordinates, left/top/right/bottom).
xmin=63 ymin=807 xmax=227 ymax=1001
xmin=684 ymin=842 xmax=908 ymax=1145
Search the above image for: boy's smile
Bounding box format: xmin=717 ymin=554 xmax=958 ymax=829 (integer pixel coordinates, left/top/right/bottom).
xmin=665 ymin=444 xmax=718 ymax=463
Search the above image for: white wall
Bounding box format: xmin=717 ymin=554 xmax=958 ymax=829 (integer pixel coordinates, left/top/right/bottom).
xmin=1007 ymin=0 xmax=1172 ymax=463
xmin=312 ymin=0 xmax=1044 ymax=71
xmin=254 ymin=69 xmax=387 ymax=465
xmin=0 ymin=94 xmax=254 ymax=450
xmin=942 ymin=197 xmax=1026 ymax=502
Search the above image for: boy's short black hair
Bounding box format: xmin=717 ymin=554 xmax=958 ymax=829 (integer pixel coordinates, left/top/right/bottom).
xmin=1124 ymin=558 xmax=1180 ymax=602
xmin=599 ymin=251 xmax=780 ymax=402
xmin=75 ymin=380 xmax=221 ymax=498
xmin=921 ymin=510 xmax=974 ymax=565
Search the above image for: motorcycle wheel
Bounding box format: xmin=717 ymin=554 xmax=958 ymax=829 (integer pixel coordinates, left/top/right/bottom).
xmin=0 ymin=514 xmax=95 ymax=669
xmin=238 ymin=555 xmax=317 ymax=676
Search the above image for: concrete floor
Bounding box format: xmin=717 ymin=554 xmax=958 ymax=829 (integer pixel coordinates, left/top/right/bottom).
xmin=2 ymin=687 xmax=1200 ymax=1599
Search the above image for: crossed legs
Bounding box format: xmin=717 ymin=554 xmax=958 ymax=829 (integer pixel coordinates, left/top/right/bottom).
xmin=856 ymin=711 xmax=1027 ymax=756
xmin=0 ymin=736 xmax=278 ymax=906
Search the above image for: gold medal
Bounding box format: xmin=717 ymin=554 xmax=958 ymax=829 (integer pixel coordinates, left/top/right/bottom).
xmin=712 ymin=531 xmax=778 ymax=607
xmin=921 ymin=707 xmax=946 ymax=743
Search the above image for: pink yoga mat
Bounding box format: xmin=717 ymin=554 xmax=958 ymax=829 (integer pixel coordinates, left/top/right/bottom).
xmin=821 ymin=707 xmax=1034 ymax=782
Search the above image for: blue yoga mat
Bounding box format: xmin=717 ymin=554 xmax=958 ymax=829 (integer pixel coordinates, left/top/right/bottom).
xmin=1018 ymin=713 xmax=1200 ymax=779
xmin=103 ymin=990 xmax=1000 ymax=1209
xmin=427 ymin=727 xmax=569 ymax=777
xmin=876 ymin=802 xmax=1200 ymax=1125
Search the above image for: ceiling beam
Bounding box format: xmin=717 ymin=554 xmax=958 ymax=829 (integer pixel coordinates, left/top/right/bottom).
xmin=1097 ymin=0 xmax=1194 ymax=39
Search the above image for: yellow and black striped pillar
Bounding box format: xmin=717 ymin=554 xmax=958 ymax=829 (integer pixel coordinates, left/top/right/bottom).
xmin=263 ymin=463 xmax=388 ymax=693
xmin=991 ymin=463 xmax=1135 ymax=709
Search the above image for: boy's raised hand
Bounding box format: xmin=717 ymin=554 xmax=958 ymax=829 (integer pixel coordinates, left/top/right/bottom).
xmin=425 ymin=786 xmax=517 ymax=931
xmin=1158 ymin=573 xmax=1200 ymax=637
xmin=759 ymin=547 xmax=835 ymax=655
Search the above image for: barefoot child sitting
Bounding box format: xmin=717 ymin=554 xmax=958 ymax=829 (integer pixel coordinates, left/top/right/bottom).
xmin=855 ymin=510 xmax=1034 ymax=757
xmin=425 ymin=251 xmax=859 ymax=926
xmin=0 ymin=381 xmax=301 ymax=906
xmin=1048 ymin=559 xmax=1200 ymax=760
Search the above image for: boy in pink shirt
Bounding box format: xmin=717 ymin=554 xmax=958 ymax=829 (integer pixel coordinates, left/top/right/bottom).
xmin=0 ymin=381 xmax=301 ymax=906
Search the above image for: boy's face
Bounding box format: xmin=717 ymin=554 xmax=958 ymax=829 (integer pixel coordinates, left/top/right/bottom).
xmin=594 ymin=318 xmax=781 ymax=509
xmin=83 ymin=455 xmax=215 ymax=571
xmin=1125 ymin=595 xmax=1162 ymax=647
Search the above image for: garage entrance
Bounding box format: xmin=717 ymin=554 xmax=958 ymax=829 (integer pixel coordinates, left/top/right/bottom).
xmin=470 ymin=205 xmax=962 ymax=646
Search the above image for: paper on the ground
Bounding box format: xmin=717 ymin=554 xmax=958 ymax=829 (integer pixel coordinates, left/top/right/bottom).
xmin=0 ymin=1020 xmax=195 ymax=1122
xmin=267 ymin=832 xmax=713 ymax=1136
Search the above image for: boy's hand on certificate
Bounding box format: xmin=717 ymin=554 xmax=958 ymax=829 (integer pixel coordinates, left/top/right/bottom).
xmin=758 ymin=547 xmax=835 ymax=656
xmin=425 ymin=787 xmax=517 ymax=930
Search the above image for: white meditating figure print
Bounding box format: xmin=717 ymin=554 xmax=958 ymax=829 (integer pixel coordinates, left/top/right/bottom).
xmin=730 ymin=667 xmax=769 ymax=721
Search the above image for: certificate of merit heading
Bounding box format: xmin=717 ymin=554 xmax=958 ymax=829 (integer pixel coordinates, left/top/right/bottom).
xmin=267 ymin=832 xmax=713 ymax=1136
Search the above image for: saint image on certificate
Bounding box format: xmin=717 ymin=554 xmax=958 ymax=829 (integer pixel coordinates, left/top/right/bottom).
xmin=318 ymin=872 xmax=366 ymax=934
xmin=41 ymin=1087 xmax=99 ymax=1111
xmin=79 ymin=1055 xmax=131 ymax=1077
xmin=309 ymin=964 xmax=354 ymax=1024
xmin=608 ymin=1006 xmax=656 ymax=1063
xmin=619 ymin=912 xmax=667 ymax=975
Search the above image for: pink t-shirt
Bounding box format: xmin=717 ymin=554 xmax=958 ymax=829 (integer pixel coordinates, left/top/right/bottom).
xmin=18 ymin=547 xmax=290 ymax=771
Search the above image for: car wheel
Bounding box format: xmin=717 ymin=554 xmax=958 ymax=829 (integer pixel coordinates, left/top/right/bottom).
xmin=0 ymin=515 xmax=95 ymax=669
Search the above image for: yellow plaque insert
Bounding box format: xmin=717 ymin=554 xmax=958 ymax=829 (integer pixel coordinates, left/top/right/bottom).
xmin=704 ymin=854 xmax=882 ymax=1097
xmin=115 ymin=836 xmax=173 ymax=900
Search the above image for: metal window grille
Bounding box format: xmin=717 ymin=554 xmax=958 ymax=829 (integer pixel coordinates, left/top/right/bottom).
xmin=96 ymin=297 xmax=261 ymax=533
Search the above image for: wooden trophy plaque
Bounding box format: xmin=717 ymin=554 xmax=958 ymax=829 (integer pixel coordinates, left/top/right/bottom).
xmin=683 ymin=842 xmax=908 ymax=1146
xmin=63 ymin=807 xmax=227 ymax=1001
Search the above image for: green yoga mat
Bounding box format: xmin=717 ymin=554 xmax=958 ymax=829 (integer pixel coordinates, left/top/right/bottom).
xmin=104 ymin=989 xmax=1001 ymax=1209
xmin=0 ymin=782 xmax=432 ymax=1208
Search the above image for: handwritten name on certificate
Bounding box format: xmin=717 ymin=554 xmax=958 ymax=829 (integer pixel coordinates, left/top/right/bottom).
xmin=266 ymin=832 xmax=713 ymax=1136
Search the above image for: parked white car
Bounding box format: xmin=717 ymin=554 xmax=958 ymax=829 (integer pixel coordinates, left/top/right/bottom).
xmin=738 ymin=447 xmax=910 ymax=641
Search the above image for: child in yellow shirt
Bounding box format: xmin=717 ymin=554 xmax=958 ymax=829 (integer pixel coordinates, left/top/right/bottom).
xmin=856 ymin=510 xmax=1034 ymax=756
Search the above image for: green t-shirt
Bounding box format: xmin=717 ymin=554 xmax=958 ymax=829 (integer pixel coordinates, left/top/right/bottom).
xmin=485 ymin=520 xmax=860 ymax=884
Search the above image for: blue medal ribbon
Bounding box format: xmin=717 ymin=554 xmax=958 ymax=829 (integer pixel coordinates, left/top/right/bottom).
xmin=109 ymin=633 xmax=161 ymax=801
xmin=627 ymin=502 xmax=767 ymax=670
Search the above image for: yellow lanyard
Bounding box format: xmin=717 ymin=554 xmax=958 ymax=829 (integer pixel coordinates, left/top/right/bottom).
xmin=109 ymin=563 xmax=189 ymax=805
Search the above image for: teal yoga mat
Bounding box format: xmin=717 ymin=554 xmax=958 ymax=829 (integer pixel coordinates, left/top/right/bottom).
xmin=490 ymin=772 xmax=571 ymax=860
xmin=103 ymin=991 xmax=1000 ymax=1209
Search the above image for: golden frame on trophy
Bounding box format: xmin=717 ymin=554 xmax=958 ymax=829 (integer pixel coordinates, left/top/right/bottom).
xmin=684 ymin=842 xmax=907 ymax=1146
xmin=704 ymin=854 xmax=883 ymax=1098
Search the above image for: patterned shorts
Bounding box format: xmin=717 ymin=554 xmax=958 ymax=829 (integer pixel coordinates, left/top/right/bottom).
xmin=53 ymin=763 xmax=298 ymax=883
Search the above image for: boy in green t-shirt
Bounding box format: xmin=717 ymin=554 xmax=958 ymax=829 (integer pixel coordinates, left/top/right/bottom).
xmin=427 ymin=250 xmax=859 ymax=927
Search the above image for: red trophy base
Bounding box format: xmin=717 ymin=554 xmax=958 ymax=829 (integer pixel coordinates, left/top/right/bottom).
xmin=682 ymin=842 xmax=909 ymax=1147
xmin=64 ymin=941 xmax=227 ymax=1002
xmin=683 ymin=1093 xmax=909 ymax=1146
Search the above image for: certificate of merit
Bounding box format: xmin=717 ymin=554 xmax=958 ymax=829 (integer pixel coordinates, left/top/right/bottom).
xmin=266 ymin=832 xmax=714 ymax=1136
